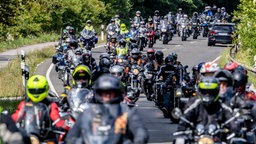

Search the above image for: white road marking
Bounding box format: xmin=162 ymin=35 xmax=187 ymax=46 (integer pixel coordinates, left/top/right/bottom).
xmin=189 ymin=41 xmax=197 ymax=44
xmin=174 ymin=45 xmax=181 ymax=47
xmin=46 ymin=45 xmax=104 ymax=95
xmin=212 ymin=56 xmax=221 ymax=63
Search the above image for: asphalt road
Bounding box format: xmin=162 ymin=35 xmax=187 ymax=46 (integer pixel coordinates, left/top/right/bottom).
xmin=36 ymin=35 xmax=228 ymax=143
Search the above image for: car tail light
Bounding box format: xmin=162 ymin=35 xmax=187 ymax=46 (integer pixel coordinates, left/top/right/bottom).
xmin=209 ymin=30 xmax=217 ymax=35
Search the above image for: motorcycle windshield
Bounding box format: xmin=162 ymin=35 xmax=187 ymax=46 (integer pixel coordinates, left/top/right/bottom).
xmin=68 ymin=88 xmax=90 ymax=112
xmin=24 ymin=102 xmax=50 ymax=138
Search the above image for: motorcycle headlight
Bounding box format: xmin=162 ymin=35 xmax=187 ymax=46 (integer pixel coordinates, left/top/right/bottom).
xmin=132 ymin=69 xmax=139 ymax=75
xmin=198 ymin=137 xmax=214 ymax=144
xmin=161 ymin=29 xmax=167 ymax=32
xmin=146 ymin=74 xmax=153 ymax=79
xmin=175 ymin=88 xmax=182 ymax=97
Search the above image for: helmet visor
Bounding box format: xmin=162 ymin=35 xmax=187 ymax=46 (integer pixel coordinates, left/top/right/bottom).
xmin=28 ymin=88 xmax=46 ymax=95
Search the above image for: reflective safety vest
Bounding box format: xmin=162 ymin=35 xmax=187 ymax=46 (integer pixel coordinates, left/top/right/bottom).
xmin=85 ymin=25 xmax=94 ymax=31
xmin=116 ymin=47 xmax=128 ymax=56
xmin=115 ymin=19 xmax=121 ymax=26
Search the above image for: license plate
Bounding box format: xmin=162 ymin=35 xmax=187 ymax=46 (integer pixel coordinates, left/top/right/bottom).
xmin=218 ymin=33 xmax=228 ymax=36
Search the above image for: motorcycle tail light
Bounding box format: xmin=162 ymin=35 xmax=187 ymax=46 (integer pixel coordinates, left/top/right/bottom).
xmin=209 ymin=30 xmax=217 ymax=35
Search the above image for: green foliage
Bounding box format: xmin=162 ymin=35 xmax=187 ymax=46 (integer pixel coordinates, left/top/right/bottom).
xmin=233 ymin=0 xmax=256 ymax=63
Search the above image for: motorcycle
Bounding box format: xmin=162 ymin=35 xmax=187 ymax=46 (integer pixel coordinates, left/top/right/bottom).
xmin=80 ymin=30 xmax=96 ymax=51
xmin=154 ymin=80 xmax=165 ymax=107
xmin=201 ymin=20 xmax=209 ymax=37
xmin=129 ymin=64 xmax=143 ymax=96
xmin=124 ymin=86 xmax=139 ymax=108
xmin=144 ymin=68 xmax=155 ymax=101
xmin=146 ymin=27 xmax=154 ymax=48
xmin=18 ymin=102 xmax=59 ymax=143
xmin=105 ymin=42 xmax=117 ymax=55
xmin=180 ymin=22 xmax=189 ymax=41
xmin=160 ymin=21 xmax=171 ymax=44
xmin=172 ymin=109 xmax=242 ymax=144
xmin=192 ymin=23 xmax=200 ymax=39
xmin=66 ymin=88 xmax=91 ymax=120
xmin=137 ymin=28 xmax=147 ymax=51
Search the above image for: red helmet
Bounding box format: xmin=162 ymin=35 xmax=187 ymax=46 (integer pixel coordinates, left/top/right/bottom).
xmin=224 ymin=62 xmax=238 ymax=71
xmin=147 ymin=48 xmax=155 ymax=54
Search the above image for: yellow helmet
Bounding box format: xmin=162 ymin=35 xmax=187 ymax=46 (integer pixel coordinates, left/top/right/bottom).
xmin=72 ymin=65 xmax=92 ymax=87
xmin=120 ymin=23 xmax=126 ymax=30
xmin=26 ymin=75 xmax=49 ymax=103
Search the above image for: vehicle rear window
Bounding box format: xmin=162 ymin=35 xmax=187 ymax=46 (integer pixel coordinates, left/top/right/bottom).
xmin=213 ymin=25 xmax=233 ymax=31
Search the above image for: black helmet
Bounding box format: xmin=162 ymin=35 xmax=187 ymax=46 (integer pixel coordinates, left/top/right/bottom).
xmin=119 ymin=38 xmax=126 ymax=47
xmin=131 ymin=48 xmax=140 ymax=59
xmin=99 ymin=53 xmax=110 ymax=60
xmin=99 ymin=58 xmax=111 ymax=69
xmin=86 ymin=20 xmax=92 ymax=24
xmin=193 ymin=12 xmax=198 ymax=16
xmin=214 ymin=70 xmax=233 ymax=86
xmin=131 ymin=43 xmax=138 ymax=49
xmin=155 ymin=51 xmax=164 ymax=59
xmin=169 ymin=52 xmax=177 ymax=61
xmin=165 ymin=55 xmax=174 ymax=65
xmin=233 ymin=71 xmax=248 ymax=91
xmin=94 ymin=75 xmax=124 ymax=104
xmin=198 ymin=76 xmax=220 ymax=107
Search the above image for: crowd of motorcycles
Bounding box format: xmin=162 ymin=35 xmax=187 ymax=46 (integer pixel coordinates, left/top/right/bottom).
xmin=4 ymin=7 xmax=256 ymax=144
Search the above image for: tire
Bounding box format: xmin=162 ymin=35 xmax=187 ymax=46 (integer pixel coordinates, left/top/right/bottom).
xmin=208 ymin=41 xmax=212 ymax=46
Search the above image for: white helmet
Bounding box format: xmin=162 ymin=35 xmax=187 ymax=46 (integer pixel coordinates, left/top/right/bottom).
xmin=200 ymin=62 xmax=220 ymax=75
xmin=110 ymin=65 xmax=124 ymax=80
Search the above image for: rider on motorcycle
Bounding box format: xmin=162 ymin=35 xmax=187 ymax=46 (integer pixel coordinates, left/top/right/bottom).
xmin=157 ymin=55 xmax=178 ymax=118
xmin=81 ymin=20 xmax=98 ymax=46
xmin=220 ymin=7 xmax=230 ymax=22
xmin=214 ymin=8 xmax=221 ymax=21
xmin=200 ymin=62 xmax=220 ymax=77
xmin=134 ymin=11 xmax=143 ymax=23
xmin=115 ymin=38 xmax=129 ymax=58
xmin=66 ymin=75 xmax=149 ymax=144
xmin=120 ymin=23 xmax=129 ymax=40
xmin=110 ymin=65 xmax=128 ymax=94
xmin=0 ymin=107 xmax=30 ymax=144
xmin=63 ymin=26 xmax=77 ymax=40
xmin=176 ymin=76 xmax=238 ymax=139
xmin=93 ymin=58 xmax=111 ymax=81
xmin=81 ymin=50 xmax=97 ymax=72
xmin=129 ymin=48 xmax=144 ymax=67
xmin=12 ymin=75 xmax=73 ymax=135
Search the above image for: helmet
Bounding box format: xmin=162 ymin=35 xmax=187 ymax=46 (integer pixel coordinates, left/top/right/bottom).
xmin=119 ymin=38 xmax=126 ymax=47
xmin=111 ymin=34 xmax=117 ymax=42
xmin=115 ymin=14 xmax=119 ymax=18
xmin=234 ymin=65 xmax=247 ymax=75
xmin=155 ymin=51 xmax=164 ymax=59
xmin=147 ymin=48 xmax=155 ymax=60
xmin=65 ymin=26 xmax=71 ymax=31
xmin=214 ymin=70 xmax=233 ymax=86
xmin=224 ymin=62 xmax=239 ymax=72
xmin=154 ymin=10 xmax=159 ymax=15
xmin=99 ymin=58 xmax=111 ymax=69
xmin=120 ymin=23 xmax=126 ymax=30
xmin=131 ymin=43 xmax=138 ymax=49
xmin=131 ymin=48 xmax=140 ymax=59
xmin=94 ymin=75 xmax=124 ymax=104
xmin=69 ymin=38 xmax=78 ymax=48
xmin=82 ymin=50 xmax=92 ymax=63
xmin=110 ymin=18 xmax=115 ymax=23
xmin=198 ymin=76 xmax=220 ymax=107
xmin=163 ymin=16 xmax=168 ymax=19
xmin=183 ymin=14 xmax=188 ymax=19
xmin=99 ymin=53 xmax=110 ymax=60
xmin=205 ymin=6 xmax=211 ymax=10
xmin=131 ymin=24 xmax=135 ymax=28
xmin=178 ymin=8 xmax=182 ymax=11
xmin=217 ymin=8 xmax=221 ymax=12
xmin=136 ymin=11 xmax=141 ymax=15
xmin=168 ymin=12 xmax=172 ymax=15
xmin=200 ymin=62 xmax=220 ymax=76
xmin=68 ymin=26 xmax=74 ymax=34
xmin=169 ymin=52 xmax=177 ymax=61
xmin=140 ymin=21 xmax=145 ymax=26
xmin=72 ymin=65 xmax=91 ymax=88
xmin=221 ymin=7 xmax=226 ymax=11
xmin=193 ymin=12 xmax=198 ymax=16
xmin=233 ymin=71 xmax=248 ymax=91
xmin=165 ymin=55 xmax=174 ymax=65
xmin=26 ymin=75 xmax=49 ymax=103
xmin=110 ymin=65 xmax=124 ymax=80
xmin=148 ymin=18 xmax=153 ymax=23
xmin=74 ymin=48 xmax=82 ymax=56
xmin=86 ymin=20 xmax=92 ymax=24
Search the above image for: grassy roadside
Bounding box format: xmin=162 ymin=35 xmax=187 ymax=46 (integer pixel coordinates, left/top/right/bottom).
xmin=218 ymin=47 xmax=256 ymax=86
xmin=0 ymin=33 xmax=58 ymax=52
xmin=0 ymin=46 xmax=55 ymax=97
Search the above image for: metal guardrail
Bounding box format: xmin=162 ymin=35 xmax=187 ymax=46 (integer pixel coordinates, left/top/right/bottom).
xmin=229 ymin=44 xmax=256 ymax=76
